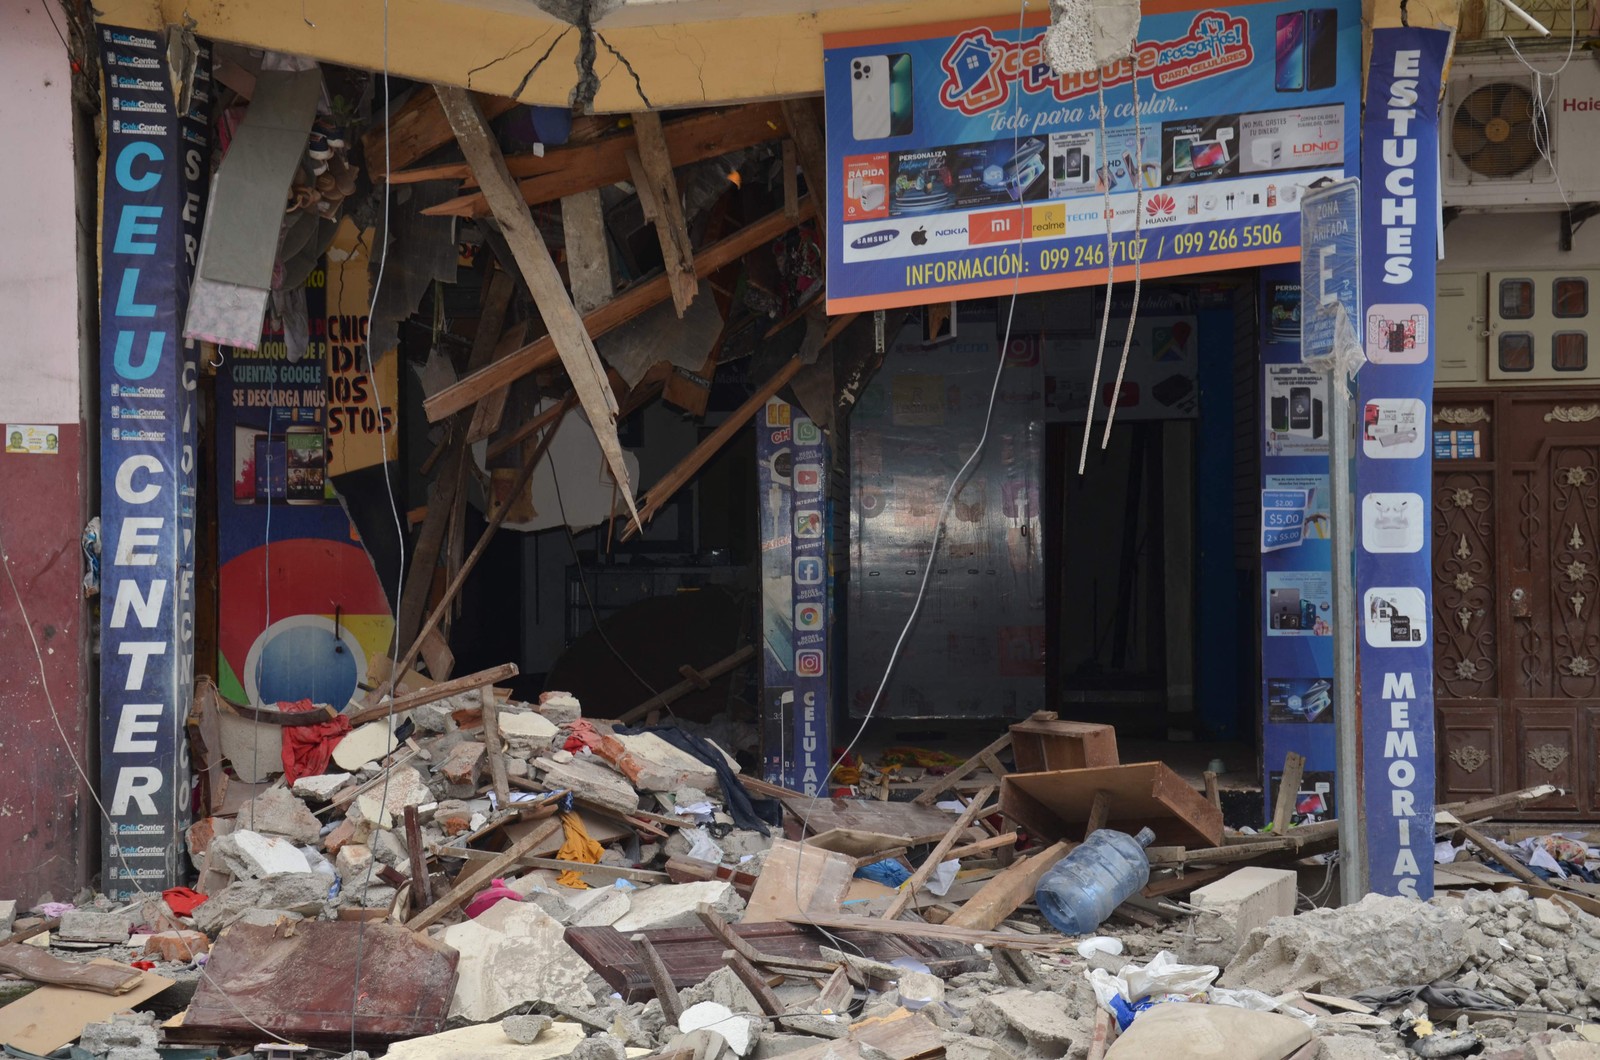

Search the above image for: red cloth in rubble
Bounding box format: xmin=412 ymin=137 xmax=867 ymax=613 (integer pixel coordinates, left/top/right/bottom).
xmin=278 ymin=698 xmax=353 ymax=784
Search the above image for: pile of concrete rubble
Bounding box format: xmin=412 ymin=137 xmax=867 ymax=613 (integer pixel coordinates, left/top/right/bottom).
xmin=2 ymin=681 xmax=1598 ymax=1060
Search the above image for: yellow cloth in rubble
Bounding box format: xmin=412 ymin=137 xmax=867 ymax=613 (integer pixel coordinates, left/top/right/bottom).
xmin=556 ymin=811 xmax=604 ymax=889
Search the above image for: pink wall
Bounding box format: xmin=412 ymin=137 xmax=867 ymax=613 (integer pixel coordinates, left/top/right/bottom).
xmin=0 ymin=2 xmax=94 ymax=902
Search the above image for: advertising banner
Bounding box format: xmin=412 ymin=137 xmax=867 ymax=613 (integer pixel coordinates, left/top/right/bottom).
xmin=790 ymin=416 xmax=830 ymax=794
xmin=757 ymin=399 xmax=795 ymax=784
xmin=97 ymin=25 xmax=210 ymax=897
xmin=213 ymin=233 xmax=394 ymax=714
xmin=1258 ymin=266 xmax=1337 ymax=829
xmin=822 ymin=0 xmax=1361 ymax=312
xmin=1355 ymin=28 xmax=1448 ymax=898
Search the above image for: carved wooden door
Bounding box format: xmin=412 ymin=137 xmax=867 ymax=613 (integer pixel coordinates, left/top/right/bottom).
xmin=1435 ymin=390 xmax=1600 ymax=816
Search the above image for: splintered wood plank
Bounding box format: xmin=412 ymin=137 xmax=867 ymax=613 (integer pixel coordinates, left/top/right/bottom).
xmin=561 ymin=188 xmax=612 ymax=315
xmin=944 ymin=841 xmax=1070 ymax=931
xmin=564 ymin=922 xmax=984 ymax=1002
xmin=912 ymin=733 xmax=1013 ymax=806
xmin=0 ymin=944 xmax=145 ymax=994
xmin=778 ymin=97 xmax=828 ymax=249
xmin=433 ymin=85 xmax=640 ymax=532
xmin=1272 ymin=752 xmax=1306 ymax=835
xmin=423 ymin=201 xmax=814 ymax=423
xmin=406 ymin=815 xmax=562 ymax=930
xmin=780 ymin=794 xmax=971 ymax=846
xmin=999 ymin=762 xmax=1223 ymax=848
xmin=884 ymin=787 xmax=995 ymax=920
xmin=627 ymin=114 xmax=697 ymax=316
xmin=745 ymin=839 xmax=856 ymax=922
xmin=852 ymin=1010 xmax=945 ymax=1060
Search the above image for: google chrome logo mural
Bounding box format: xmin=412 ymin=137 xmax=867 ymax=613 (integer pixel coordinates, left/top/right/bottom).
xmin=217 ymin=537 xmax=394 ymax=709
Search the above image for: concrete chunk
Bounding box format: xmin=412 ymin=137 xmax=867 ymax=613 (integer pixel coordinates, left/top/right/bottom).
xmin=614 ymin=732 xmax=721 ymax=793
xmin=332 ymin=718 xmax=401 ymax=771
xmin=208 ymin=829 xmax=312 ymax=879
xmin=535 ymin=754 xmax=640 ymax=815
xmin=439 ymin=901 xmax=594 ymax=1021
xmin=57 ymin=909 xmax=132 ymax=944
xmin=292 ymin=772 xmax=354 ymax=801
xmin=1191 ymin=866 xmax=1298 ymax=958
xmin=236 ymin=785 xmax=323 ymax=844
xmin=193 ymin=872 xmax=329 ymax=935
xmin=613 ymin=881 xmax=744 ymax=933
xmin=385 ymin=1019 xmax=586 ymax=1060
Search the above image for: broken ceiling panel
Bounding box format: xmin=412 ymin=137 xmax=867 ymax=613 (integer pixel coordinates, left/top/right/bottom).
xmin=367 ymin=181 xmax=462 ymax=358
xmin=596 ymin=281 xmax=722 ymax=388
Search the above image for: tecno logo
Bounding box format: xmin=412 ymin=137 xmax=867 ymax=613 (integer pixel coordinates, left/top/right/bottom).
xmin=1067 ymin=210 xmax=1100 ymax=223
xmin=850 ymin=229 xmax=899 ymax=249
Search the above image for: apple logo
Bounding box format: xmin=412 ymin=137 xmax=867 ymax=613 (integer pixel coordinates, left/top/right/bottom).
xmin=911 ymin=227 xmax=928 ymax=246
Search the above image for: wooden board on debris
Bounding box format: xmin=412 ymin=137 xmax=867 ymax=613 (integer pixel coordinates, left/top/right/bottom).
xmin=778 ymin=795 xmax=973 ymax=846
xmin=1000 ymin=762 xmax=1223 ymax=848
xmin=0 ymin=960 xmax=173 ymax=1055
xmin=566 ymin=921 xmax=985 ymax=1002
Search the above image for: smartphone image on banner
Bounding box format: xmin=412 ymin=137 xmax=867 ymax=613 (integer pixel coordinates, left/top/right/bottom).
xmin=1289 ymin=386 xmax=1312 ymax=431
xmin=1271 ymin=396 xmax=1289 ymax=431
xmin=254 ymin=435 xmax=288 ymax=503
xmin=1276 ymin=11 xmax=1306 ymax=92
xmin=1307 ymin=9 xmax=1338 ymax=90
xmin=850 ymin=53 xmax=914 ymax=140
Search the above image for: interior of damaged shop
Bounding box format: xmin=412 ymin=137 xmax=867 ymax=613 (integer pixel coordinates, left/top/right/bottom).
xmin=34 ymin=0 xmax=1600 ymax=1054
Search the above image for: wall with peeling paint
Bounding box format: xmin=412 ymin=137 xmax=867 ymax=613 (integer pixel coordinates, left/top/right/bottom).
xmin=0 ymin=2 xmax=94 ymax=903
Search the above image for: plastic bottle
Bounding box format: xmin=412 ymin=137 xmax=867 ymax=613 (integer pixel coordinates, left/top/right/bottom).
xmin=1034 ymin=827 xmax=1156 ymax=935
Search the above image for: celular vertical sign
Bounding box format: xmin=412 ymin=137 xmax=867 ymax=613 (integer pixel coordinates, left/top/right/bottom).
xmin=1355 ymin=28 xmax=1450 ymax=898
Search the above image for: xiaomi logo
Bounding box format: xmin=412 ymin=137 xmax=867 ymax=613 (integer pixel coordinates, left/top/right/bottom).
xmin=968 ymin=209 xmax=1025 ymax=245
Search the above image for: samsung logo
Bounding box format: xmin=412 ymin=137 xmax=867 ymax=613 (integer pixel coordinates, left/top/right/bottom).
xmin=851 ymin=229 xmax=900 ymax=249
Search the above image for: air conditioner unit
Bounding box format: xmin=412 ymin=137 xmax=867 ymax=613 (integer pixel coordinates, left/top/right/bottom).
xmin=1442 ymin=54 xmax=1600 ymax=209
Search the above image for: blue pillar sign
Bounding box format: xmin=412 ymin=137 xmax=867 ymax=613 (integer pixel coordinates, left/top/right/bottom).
xmin=1356 ymin=29 xmax=1449 ymax=898
xmin=790 ymin=416 xmax=830 ymax=795
xmin=757 ymin=400 xmax=795 ymax=785
xmin=97 ymin=26 xmax=210 ymax=897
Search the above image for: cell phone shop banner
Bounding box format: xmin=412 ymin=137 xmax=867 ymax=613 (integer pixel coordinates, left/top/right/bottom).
xmin=822 ymin=0 xmax=1361 ymax=312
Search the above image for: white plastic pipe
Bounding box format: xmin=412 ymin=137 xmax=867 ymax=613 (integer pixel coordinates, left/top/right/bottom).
xmin=1493 ymin=0 xmax=1553 ymax=36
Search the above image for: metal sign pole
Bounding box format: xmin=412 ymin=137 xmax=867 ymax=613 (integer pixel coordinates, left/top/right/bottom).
xmin=1329 ymin=366 xmax=1366 ymax=900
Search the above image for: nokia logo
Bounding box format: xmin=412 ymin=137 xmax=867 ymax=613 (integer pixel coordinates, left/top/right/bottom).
xmin=934 ymin=227 xmax=968 ymax=237
xmin=851 ymin=229 xmax=899 ymax=249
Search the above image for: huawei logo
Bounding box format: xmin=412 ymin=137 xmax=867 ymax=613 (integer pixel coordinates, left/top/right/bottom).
xmin=1146 ymin=193 xmax=1176 ymax=218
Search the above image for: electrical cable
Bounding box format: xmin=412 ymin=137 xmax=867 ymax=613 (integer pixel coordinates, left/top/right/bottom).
xmin=791 ymin=0 xmax=1031 ymax=941
xmin=345 ymin=0 xmax=407 ymax=1049
xmin=1504 ymin=0 xmax=1579 ymax=213
xmin=1099 ymin=67 xmax=1143 ymax=449
xmin=1079 ymin=78 xmax=1118 ymax=475
xmin=547 ymin=452 xmax=673 ymax=714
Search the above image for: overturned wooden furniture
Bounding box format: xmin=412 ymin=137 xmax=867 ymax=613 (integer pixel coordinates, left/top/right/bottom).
xmin=1000 ymin=761 xmax=1223 ymax=848
xmin=1008 ymin=713 xmax=1119 ymax=772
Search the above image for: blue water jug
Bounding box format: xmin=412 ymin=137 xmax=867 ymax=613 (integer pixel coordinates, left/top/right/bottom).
xmin=1034 ymin=826 xmax=1156 ymax=935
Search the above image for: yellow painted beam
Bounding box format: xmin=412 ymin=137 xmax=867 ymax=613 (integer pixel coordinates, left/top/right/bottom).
xmin=90 ymin=0 xmax=1023 ymax=112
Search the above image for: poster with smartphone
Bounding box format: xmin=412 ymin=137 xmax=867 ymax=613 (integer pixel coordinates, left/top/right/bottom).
xmin=823 ymin=0 xmax=1361 ymax=312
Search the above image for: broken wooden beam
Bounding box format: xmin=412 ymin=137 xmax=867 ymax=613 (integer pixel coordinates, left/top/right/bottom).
xmin=480 ymin=684 xmax=511 ymax=811
xmin=434 ymin=85 xmax=640 ymax=534
xmin=780 ymin=913 xmax=1068 ymax=952
xmin=629 ymin=111 xmax=697 ymax=317
xmin=382 ymin=396 xmax=572 ymax=693
xmin=351 ymin=662 xmax=519 ymax=723
xmin=413 ymin=103 xmax=786 ymax=214
xmin=404 ymin=805 xmax=433 ymax=908
xmin=945 ymin=840 xmax=1070 ymax=931
xmin=1000 ymin=761 xmax=1224 ymax=848
xmin=615 ymin=643 xmax=756 ymax=724
xmin=1271 ymin=751 xmax=1306 ymax=834
xmin=424 ymin=199 xmax=815 ymax=423
xmin=912 ymin=732 xmax=1013 ymax=807
xmin=622 ymin=357 xmax=805 ymax=539
xmin=364 ymin=89 xmax=517 ymax=179
xmin=405 ymin=815 xmax=563 ymax=930
xmin=778 ymin=98 xmax=827 ymax=249
xmin=635 ymin=933 xmax=683 ymax=1023
xmin=723 ymin=949 xmax=787 ymax=1016
xmin=883 ymin=787 xmax=996 ymax=920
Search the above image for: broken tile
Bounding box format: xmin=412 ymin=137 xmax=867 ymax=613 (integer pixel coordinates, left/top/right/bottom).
xmin=680 ymin=1001 xmax=757 ymax=1057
